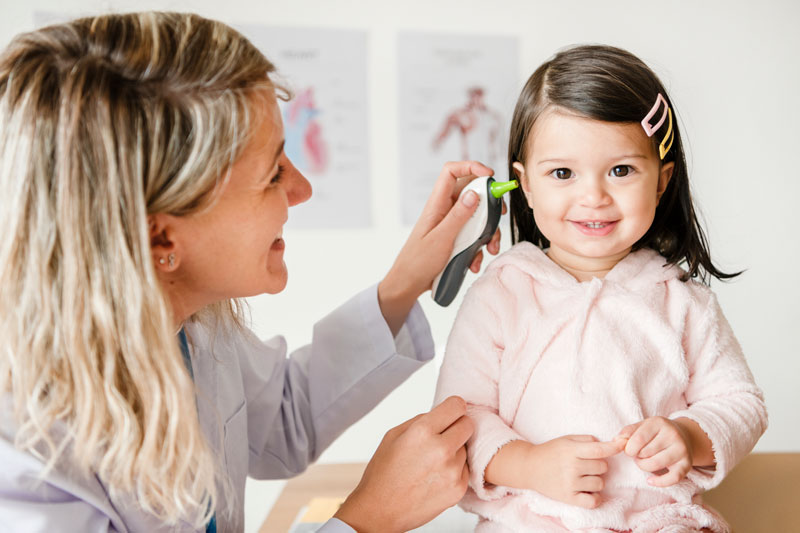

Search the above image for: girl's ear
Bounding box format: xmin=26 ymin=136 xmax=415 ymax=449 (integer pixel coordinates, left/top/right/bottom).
xmin=657 ymin=161 xmax=675 ymax=203
xmin=512 ymin=161 xmax=526 ymax=179
xmin=512 ymin=162 xmax=529 ymax=191
xmin=512 ymin=162 xmax=534 ymax=207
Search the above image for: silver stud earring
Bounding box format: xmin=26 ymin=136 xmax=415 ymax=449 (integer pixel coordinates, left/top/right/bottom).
xmin=168 ymin=253 xmax=175 ymax=268
xmin=159 ymin=258 xmax=166 ymax=265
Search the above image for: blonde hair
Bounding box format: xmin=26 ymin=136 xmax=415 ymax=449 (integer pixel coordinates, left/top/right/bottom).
xmin=0 ymin=12 xmax=281 ymax=526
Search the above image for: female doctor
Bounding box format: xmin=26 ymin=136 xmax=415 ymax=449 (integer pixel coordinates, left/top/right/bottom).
xmin=0 ymin=12 xmax=499 ymax=533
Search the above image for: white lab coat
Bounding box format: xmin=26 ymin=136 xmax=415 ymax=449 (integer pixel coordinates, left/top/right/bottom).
xmin=0 ymin=285 xmax=435 ymax=532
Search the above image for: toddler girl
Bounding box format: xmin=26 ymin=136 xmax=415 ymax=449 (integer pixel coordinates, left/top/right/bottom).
xmin=435 ymin=45 xmax=767 ymax=533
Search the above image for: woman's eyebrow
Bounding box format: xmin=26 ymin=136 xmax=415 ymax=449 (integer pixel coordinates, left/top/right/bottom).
xmin=271 ymin=139 xmax=285 ymax=165
xmin=262 ymin=140 xmax=285 ymax=177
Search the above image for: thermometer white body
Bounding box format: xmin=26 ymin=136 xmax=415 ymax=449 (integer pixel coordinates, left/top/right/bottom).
xmin=432 ymin=176 xmax=515 ymax=307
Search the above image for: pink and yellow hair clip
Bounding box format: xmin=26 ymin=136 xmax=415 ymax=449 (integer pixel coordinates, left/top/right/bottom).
xmin=641 ymin=93 xmax=674 ymax=160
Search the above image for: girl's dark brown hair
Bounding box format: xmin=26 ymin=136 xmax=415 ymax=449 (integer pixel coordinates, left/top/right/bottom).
xmin=508 ymin=44 xmax=739 ymax=283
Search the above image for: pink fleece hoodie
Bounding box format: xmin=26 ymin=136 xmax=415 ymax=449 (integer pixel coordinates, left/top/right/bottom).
xmin=435 ymin=243 xmax=767 ymax=533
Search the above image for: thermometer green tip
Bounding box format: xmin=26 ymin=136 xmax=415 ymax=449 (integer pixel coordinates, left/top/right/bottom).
xmin=490 ymin=179 xmax=519 ymax=199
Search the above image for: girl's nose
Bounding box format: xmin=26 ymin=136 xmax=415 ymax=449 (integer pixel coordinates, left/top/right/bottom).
xmin=284 ymin=158 xmax=312 ymax=206
xmin=579 ymin=176 xmax=611 ymax=208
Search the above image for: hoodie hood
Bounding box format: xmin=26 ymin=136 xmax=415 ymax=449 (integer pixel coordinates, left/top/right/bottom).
xmin=485 ymin=241 xmax=684 ymax=290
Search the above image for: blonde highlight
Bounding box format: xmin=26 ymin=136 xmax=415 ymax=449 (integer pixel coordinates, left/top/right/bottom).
xmin=0 ymin=12 xmax=281 ymax=526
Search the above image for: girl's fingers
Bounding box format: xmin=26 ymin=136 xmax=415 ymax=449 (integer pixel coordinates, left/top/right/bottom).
xmin=567 ymin=434 xmax=598 ymax=443
xmin=577 ymin=439 xmax=625 ymax=459
xmin=635 ymin=447 xmax=678 ymax=473
xmin=616 ymin=422 xmax=639 ymax=441
xmin=624 ymin=423 xmax=659 ymax=458
xmin=637 ymin=431 xmax=674 ymax=459
xmin=579 ymin=458 xmax=609 ymax=476
xmin=647 ymin=459 xmax=692 ymax=488
xmin=573 ymin=491 xmax=602 ymax=509
xmin=576 ymin=475 xmax=604 ymax=493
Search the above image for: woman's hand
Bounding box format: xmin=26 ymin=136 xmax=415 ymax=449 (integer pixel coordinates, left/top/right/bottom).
xmin=616 ymin=416 xmax=715 ymax=487
xmin=485 ymin=436 xmax=624 ymax=509
xmin=333 ymin=396 xmax=474 ymax=533
xmin=378 ymin=161 xmax=500 ymax=334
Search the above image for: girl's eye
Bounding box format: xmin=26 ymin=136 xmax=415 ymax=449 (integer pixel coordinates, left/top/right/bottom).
xmin=611 ymin=165 xmax=633 ymax=177
xmin=551 ymin=168 xmax=573 ymax=180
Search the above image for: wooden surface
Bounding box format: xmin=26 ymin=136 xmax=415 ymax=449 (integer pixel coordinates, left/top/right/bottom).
xmin=702 ymin=452 xmax=799 ymax=533
xmin=260 ymin=462 xmax=364 ymax=533
xmin=260 ymin=454 xmax=799 ymax=532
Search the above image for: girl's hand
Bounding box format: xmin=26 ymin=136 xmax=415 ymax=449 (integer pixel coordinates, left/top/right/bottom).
xmin=486 ymin=436 xmax=624 ymax=509
xmin=528 ymin=435 xmax=624 ymax=508
xmin=617 ymin=416 xmax=714 ymax=487
xmin=378 ymin=161 xmax=499 ymax=334
xmin=334 ymin=396 xmax=473 ymax=533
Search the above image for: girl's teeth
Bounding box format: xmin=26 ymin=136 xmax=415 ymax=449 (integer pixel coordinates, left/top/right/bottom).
xmin=585 ymin=222 xmax=606 ymax=228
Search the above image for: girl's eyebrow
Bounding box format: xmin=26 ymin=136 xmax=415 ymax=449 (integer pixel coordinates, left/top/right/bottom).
xmin=535 ymin=154 xmax=648 ymax=166
xmin=614 ymin=154 xmax=649 ymax=160
xmin=536 ymin=157 xmax=574 ymax=166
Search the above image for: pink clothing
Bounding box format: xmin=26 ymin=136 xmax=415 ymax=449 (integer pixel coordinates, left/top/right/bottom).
xmin=435 ymin=243 xmax=767 ymax=533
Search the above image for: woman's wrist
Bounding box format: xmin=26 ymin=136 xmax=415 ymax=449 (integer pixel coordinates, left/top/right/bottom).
xmin=334 ymin=485 xmax=404 ymax=533
xmin=332 ymin=491 xmax=369 ymax=533
xmin=377 ymin=268 xmax=421 ymax=337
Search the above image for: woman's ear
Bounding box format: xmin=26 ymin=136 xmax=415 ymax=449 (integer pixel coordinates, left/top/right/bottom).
xmin=148 ymin=214 xmax=180 ymax=271
xmin=657 ymin=161 xmax=675 ymax=202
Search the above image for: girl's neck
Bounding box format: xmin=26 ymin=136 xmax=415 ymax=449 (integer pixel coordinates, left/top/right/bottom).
xmin=546 ymin=245 xmax=631 ymax=282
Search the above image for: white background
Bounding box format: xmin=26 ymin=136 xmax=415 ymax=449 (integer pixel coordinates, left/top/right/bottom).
xmin=2 ymin=1 xmax=798 ymax=531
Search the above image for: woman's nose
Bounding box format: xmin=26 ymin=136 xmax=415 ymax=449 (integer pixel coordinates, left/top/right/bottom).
xmin=285 ymin=159 xmax=312 ymax=206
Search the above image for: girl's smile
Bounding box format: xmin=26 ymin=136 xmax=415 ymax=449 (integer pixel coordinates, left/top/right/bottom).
xmin=570 ymin=219 xmax=619 ymax=236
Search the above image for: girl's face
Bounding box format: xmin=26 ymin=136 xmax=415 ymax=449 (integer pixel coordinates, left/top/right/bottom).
xmin=162 ymin=94 xmax=312 ymax=312
xmin=514 ymin=108 xmax=673 ymax=278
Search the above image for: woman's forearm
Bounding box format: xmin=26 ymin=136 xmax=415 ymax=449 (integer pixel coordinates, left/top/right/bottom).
xmin=377 ymin=272 xmax=420 ymax=337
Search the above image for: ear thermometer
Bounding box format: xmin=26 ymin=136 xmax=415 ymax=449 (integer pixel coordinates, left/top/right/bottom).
xmin=432 ymin=176 xmax=518 ymax=307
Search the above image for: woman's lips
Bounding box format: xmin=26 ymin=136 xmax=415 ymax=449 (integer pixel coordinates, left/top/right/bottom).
xmin=570 ymin=220 xmax=618 ymax=236
xmin=271 ymin=237 xmax=285 ymax=251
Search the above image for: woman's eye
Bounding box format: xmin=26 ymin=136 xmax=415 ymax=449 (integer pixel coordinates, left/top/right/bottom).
xmin=611 ymin=165 xmax=632 ymax=177
xmin=268 ymin=165 xmax=285 ymax=186
xmin=552 ymin=168 xmax=573 ymax=180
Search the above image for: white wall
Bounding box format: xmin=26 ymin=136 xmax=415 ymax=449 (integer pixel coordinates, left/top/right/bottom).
xmin=3 ymin=1 xmax=798 ymax=531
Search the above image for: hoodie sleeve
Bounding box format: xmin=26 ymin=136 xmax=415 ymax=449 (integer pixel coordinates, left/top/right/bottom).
xmin=669 ymin=288 xmax=768 ymax=490
xmin=434 ymin=269 xmax=524 ymax=501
